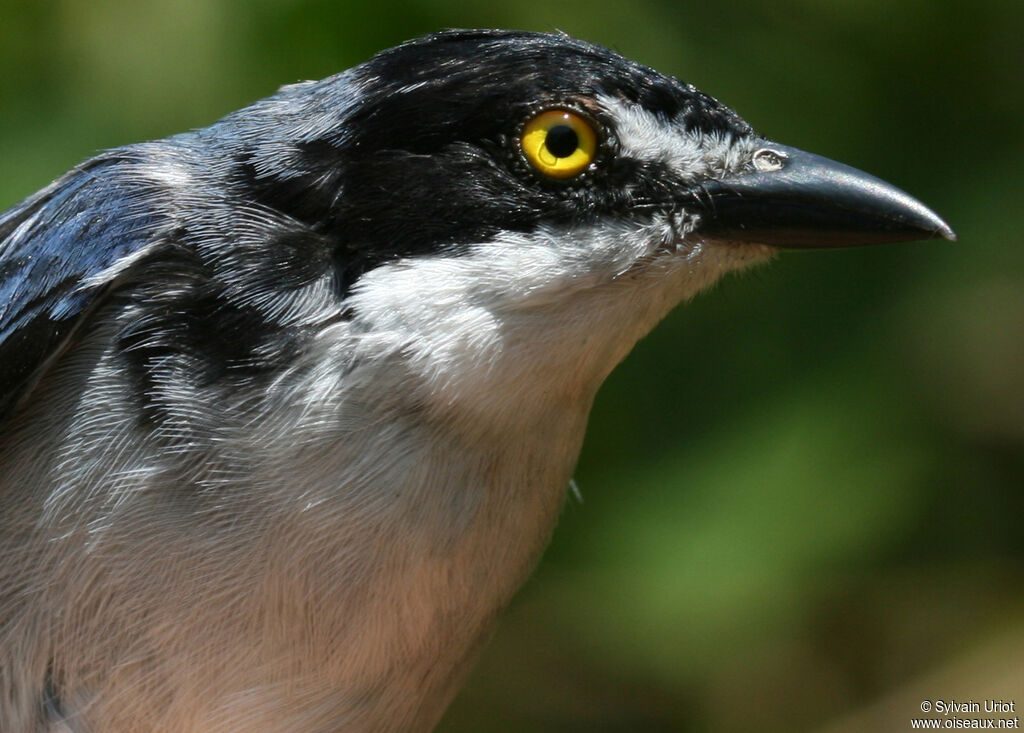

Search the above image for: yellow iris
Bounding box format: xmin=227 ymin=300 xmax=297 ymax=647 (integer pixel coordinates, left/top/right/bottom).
xmin=520 ymin=109 xmax=597 ymax=179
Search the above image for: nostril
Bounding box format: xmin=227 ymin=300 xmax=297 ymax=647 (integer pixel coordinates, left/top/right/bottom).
xmin=752 ymin=148 xmax=787 ymax=172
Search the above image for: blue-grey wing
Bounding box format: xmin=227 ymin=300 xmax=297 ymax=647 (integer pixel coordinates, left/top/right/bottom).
xmin=0 ymin=152 xmax=163 ymax=416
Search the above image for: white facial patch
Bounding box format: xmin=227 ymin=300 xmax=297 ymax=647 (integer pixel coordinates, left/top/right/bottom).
xmin=598 ymin=94 xmax=758 ymax=183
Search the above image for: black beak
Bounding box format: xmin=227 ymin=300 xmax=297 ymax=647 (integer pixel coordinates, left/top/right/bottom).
xmin=695 ymin=142 xmax=956 ymax=247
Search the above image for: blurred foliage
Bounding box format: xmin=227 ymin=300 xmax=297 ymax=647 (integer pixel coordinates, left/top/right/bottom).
xmin=1 ymin=1 xmax=1021 ymax=730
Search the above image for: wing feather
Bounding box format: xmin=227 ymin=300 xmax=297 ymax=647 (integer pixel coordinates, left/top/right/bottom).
xmin=0 ymin=152 xmax=164 ymax=415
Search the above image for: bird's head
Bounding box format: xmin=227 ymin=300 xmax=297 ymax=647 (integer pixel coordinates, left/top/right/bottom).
xmin=195 ymin=29 xmax=955 ymax=424
xmin=217 ymin=30 xmax=951 ymax=417
xmin=231 ymin=29 xmax=951 ymax=303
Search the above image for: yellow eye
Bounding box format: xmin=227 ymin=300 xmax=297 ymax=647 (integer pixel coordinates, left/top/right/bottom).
xmin=520 ymin=109 xmax=598 ymax=179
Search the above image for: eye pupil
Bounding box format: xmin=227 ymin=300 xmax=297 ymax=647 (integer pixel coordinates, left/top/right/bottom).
xmin=545 ymin=125 xmax=579 ymax=158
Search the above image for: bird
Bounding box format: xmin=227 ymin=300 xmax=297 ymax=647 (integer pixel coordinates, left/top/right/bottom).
xmin=0 ymin=29 xmax=953 ymax=733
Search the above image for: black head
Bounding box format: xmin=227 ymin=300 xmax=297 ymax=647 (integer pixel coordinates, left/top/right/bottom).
xmin=225 ymin=30 xmax=756 ymax=290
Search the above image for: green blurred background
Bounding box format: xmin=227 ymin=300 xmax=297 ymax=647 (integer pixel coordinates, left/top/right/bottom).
xmin=2 ymin=1 xmax=1021 ymax=730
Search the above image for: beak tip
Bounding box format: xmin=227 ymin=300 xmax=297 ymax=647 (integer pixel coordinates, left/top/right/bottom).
xmin=917 ymin=210 xmax=956 ymax=242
